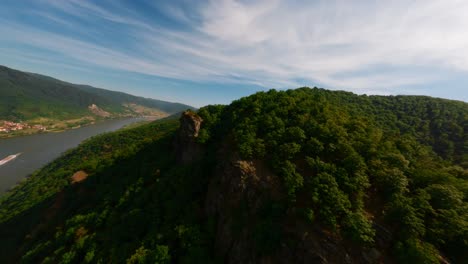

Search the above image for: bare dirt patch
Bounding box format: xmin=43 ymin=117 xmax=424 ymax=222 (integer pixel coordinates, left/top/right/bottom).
xmin=71 ymin=171 xmax=89 ymax=184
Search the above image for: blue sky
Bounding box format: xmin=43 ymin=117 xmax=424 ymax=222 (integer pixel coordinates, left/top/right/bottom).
xmin=0 ymin=0 xmax=467 ymax=107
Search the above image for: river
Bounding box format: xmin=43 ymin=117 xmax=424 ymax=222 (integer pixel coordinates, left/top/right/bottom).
xmin=0 ymin=118 xmax=142 ymax=194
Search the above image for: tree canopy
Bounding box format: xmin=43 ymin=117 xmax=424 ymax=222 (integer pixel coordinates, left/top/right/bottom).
xmin=0 ymin=87 xmax=466 ymax=263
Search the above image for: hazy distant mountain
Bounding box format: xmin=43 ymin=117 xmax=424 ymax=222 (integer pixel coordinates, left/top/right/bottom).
xmin=0 ymin=65 xmax=194 ymax=122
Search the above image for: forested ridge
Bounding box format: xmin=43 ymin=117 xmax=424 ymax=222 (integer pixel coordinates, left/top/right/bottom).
xmin=0 ymin=87 xmax=466 ymax=263
xmin=0 ymin=65 xmax=193 ymax=122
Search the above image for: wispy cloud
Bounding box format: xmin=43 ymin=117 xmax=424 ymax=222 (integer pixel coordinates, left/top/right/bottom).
xmin=1 ymin=0 xmax=468 ymax=101
xmin=191 ymin=0 xmax=468 ymax=90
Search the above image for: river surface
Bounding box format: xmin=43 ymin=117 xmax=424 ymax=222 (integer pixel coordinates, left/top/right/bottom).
xmin=0 ymin=118 xmax=141 ymax=194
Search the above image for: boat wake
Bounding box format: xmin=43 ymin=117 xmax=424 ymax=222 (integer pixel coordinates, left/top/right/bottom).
xmin=0 ymin=153 xmax=22 ymax=166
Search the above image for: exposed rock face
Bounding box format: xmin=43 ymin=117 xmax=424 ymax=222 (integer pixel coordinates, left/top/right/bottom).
xmin=205 ymin=151 xmax=284 ymax=264
xmin=205 ymin=151 xmax=387 ymax=264
xmin=88 ymin=104 xmax=111 ymax=117
xmin=173 ymin=111 xmax=391 ymax=263
xmin=179 ymin=110 xmax=203 ymax=138
xmin=174 ymin=111 xmax=203 ymax=164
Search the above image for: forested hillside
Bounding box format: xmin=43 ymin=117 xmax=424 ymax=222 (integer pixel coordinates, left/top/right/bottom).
xmin=0 ymin=88 xmax=466 ymax=263
xmin=0 ymin=65 xmax=193 ymax=122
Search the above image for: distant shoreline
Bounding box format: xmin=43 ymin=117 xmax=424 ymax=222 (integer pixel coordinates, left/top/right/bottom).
xmin=0 ymin=115 xmax=162 ymax=140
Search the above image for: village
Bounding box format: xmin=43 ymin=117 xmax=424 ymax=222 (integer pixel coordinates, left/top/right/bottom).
xmin=0 ymin=121 xmax=46 ymax=133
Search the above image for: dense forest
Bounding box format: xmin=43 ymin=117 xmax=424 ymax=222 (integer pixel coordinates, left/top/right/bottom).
xmin=0 ymin=87 xmax=466 ymax=263
xmin=0 ymin=65 xmax=193 ymax=122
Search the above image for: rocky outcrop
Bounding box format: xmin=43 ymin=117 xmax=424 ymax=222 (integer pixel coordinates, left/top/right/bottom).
xmin=179 ymin=110 xmax=203 ymax=138
xmin=88 ymin=104 xmax=111 ymax=117
xmin=174 ymin=111 xmax=204 ymax=164
xmin=205 ymin=151 xmax=389 ymax=264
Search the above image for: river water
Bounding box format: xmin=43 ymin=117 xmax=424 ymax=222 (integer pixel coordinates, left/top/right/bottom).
xmin=0 ymin=118 xmax=141 ymax=194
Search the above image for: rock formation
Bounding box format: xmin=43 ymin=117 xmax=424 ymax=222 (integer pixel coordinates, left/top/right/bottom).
xmin=88 ymin=104 xmax=111 ymax=117
xmin=174 ymin=110 xmax=204 ymax=164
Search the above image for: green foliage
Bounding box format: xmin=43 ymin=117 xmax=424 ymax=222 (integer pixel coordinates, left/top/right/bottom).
xmin=0 ymin=119 xmax=214 ymax=263
xmin=0 ymin=87 xmax=467 ymax=263
xmin=343 ymin=212 xmax=375 ymax=244
xmin=395 ymin=238 xmax=440 ymax=264
xmin=126 ymin=245 xmax=170 ymax=264
xmin=309 ymin=172 xmax=351 ymax=229
xmin=197 ymin=104 xmax=225 ymax=143
xmin=281 ymin=160 xmax=304 ymax=200
xmin=194 ymin=87 xmax=467 ymax=261
xmin=0 ymin=119 xmax=179 ymax=223
xmin=426 ymin=184 xmax=463 ymax=210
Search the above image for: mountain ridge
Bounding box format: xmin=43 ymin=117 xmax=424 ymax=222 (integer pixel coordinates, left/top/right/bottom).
xmin=0 ymin=87 xmax=466 ymax=263
xmin=0 ymin=65 xmax=194 ymax=123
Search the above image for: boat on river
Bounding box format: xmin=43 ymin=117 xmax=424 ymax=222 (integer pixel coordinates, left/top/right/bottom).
xmin=0 ymin=153 xmax=22 ymax=166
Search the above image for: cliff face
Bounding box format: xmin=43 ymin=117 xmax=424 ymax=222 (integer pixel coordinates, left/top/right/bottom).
xmin=179 ymin=113 xmax=392 ymax=263
xmin=204 ymin=154 xmax=385 ymax=264
xmin=205 ymin=154 xmax=282 ymax=263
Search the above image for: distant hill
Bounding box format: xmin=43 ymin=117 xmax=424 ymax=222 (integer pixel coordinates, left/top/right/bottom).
xmin=0 ymin=87 xmax=466 ymax=263
xmin=0 ymin=65 xmax=194 ymax=122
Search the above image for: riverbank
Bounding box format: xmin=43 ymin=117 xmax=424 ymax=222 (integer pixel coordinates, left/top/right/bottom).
xmin=0 ymin=114 xmax=167 ymax=139
xmin=0 ymin=117 xmax=149 ymax=194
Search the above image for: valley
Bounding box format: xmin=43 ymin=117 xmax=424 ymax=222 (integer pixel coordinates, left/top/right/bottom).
xmin=0 ymin=65 xmax=193 ymax=138
xmin=2 ymin=1 xmax=468 ymax=263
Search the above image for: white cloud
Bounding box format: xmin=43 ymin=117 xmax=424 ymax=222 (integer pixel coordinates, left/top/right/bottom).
xmin=3 ymin=0 xmax=468 ymax=97
xmin=190 ymin=0 xmax=468 ymax=91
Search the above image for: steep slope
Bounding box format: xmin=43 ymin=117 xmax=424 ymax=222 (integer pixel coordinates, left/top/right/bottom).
xmin=0 ymin=65 xmax=193 ymax=122
xmin=0 ymin=88 xmax=466 ymax=263
xmin=76 ymin=85 xmax=192 ymax=115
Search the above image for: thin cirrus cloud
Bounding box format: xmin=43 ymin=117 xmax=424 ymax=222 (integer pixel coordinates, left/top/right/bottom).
xmin=0 ymin=0 xmax=467 ymax=106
